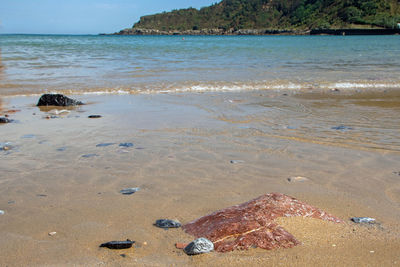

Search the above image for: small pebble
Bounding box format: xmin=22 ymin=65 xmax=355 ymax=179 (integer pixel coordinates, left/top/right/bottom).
xmin=0 ymin=210 xmax=4 ymax=215
xmin=88 ymin=115 xmax=102 ymax=118
xmin=143 ymin=242 xmax=147 ymax=246
xmin=154 ymin=219 xmax=181 ymax=229
xmin=184 ymin=237 xmax=214 ymax=255
xmin=370 ymin=251 xmax=375 ymax=253
xmin=351 ymin=217 xmax=376 ymax=224
xmin=48 ymin=232 xmax=57 ymax=236
xmin=81 ymin=153 xmax=98 ymax=158
xmin=287 ymin=176 xmax=310 ymax=183
xmin=100 ymin=239 xmax=135 ymax=249
xmin=96 ymin=143 xmax=115 ymax=147
xmin=119 ymin=143 xmax=134 ymax=148
xmin=120 ymin=187 xmax=140 ymax=195
xmin=0 ymin=117 xmax=12 ymax=123
xmin=230 ymin=160 xmax=244 ymax=164
xmin=332 ymin=244 xmax=336 ymax=247
xmin=331 ymin=125 xmax=353 ymax=131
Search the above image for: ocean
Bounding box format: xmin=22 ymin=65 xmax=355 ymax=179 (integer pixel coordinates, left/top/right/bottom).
xmin=1 ymin=34 xmax=400 ymax=96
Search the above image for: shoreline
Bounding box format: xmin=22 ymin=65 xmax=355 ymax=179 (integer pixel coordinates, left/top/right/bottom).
xmin=112 ymin=28 xmax=400 ymax=36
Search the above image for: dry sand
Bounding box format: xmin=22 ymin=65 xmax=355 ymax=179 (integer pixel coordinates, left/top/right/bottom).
xmin=0 ymin=90 xmax=399 ymax=266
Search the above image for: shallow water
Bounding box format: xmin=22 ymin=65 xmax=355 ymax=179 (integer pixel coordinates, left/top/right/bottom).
xmin=0 ymin=35 xmax=400 ymax=95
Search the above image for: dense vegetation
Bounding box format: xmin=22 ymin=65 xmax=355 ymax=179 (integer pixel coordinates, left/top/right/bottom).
xmin=132 ymin=0 xmax=400 ymax=31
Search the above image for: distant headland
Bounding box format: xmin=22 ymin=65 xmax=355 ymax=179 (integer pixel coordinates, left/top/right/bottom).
xmin=113 ymin=0 xmax=400 ymax=36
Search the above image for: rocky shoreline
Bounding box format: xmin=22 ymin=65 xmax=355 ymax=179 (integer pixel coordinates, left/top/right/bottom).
xmin=113 ymin=28 xmax=308 ymax=36
xmin=111 ymin=27 xmax=400 ymax=36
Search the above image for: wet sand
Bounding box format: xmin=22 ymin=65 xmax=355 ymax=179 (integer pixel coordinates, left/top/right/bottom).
xmin=0 ymin=90 xmax=400 ymax=266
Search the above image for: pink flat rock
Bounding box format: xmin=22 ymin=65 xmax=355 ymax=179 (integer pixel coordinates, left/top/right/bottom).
xmin=182 ymin=193 xmax=343 ymax=252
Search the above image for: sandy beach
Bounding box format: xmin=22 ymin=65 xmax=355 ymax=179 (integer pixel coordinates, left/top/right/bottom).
xmin=1 ymin=90 xmax=399 ymax=266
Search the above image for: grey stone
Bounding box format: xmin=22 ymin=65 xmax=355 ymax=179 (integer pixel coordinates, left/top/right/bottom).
xmin=154 ymin=219 xmax=181 ymax=229
xmin=120 ymin=187 xmax=140 ymax=195
xmin=184 ymin=237 xmax=214 ymax=255
xmin=351 ymin=217 xmax=376 ymax=224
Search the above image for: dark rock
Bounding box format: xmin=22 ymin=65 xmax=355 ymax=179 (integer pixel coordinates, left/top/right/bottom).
xmin=0 ymin=117 xmax=12 ymax=123
xmin=154 ymin=219 xmax=181 ymax=229
xmin=81 ymin=153 xmax=98 ymax=158
xmin=184 ymin=238 xmax=214 ymax=255
xmin=182 ymin=193 xmax=343 ymax=252
xmin=96 ymin=143 xmax=115 ymax=147
xmin=230 ymin=160 xmax=244 ymax=164
xmin=37 ymin=94 xmax=84 ymax=106
xmin=88 ymin=115 xmax=102 ymax=118
xmin=120 ymin=187 xmax=140 ymax=195
xmin=100 ymin=239 xmax=135 ymax=249
xmin=119 ymin=143 xmax=134 ymax=148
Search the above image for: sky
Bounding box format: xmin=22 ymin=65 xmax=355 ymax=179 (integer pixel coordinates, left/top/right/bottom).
xmin=0 ymin=0 xmax=218 ymax=34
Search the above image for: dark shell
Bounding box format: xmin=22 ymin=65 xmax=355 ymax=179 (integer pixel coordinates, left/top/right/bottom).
xmin=100 ymin=239 xmax=135 ymax=249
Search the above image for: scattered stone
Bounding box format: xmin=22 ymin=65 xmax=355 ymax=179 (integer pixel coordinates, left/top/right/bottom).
xmin=182 ymin=193 xmax=343 ymax=252
xmin=0 ymin=210 xmax=4 ymax=215
xmin=351 ymin=217 xmax=376 ymax=224
xmin=331 ymin=125 xmax=353 ymax=131
xmin=393 ymin=171 xmax=400 ymax=176
xmin=331 ymin=88 xmax=340 ymax=92
xmin=0 ymin=117 xmax=12 ymax=123
xmin=82 ymin=153 xmax=98 ymax=158
xmin=154 ymin=219 xmax=181 ymax=229
xmin=119 ymin=143 xmax=134 ymax=148
xmin=8 ymin=200 xmax=15 ymax=204
xmin=287 ymin=176 xmax=310 ymax=183
xmin=120 ymin=187 xmax=140 ymax=195
xmin=88 ymin=115 xmax=102 ymax=119
xmin=56 ymin=147 xmax=66 ymax=152
xmin=96 ymin=143 xmax=115 ymax=147
xmin=37 ymin=94 xmax=84 ymax=106
xmin=1 ymin=143 xmax=12 ymax=151
xmin=48 ymin=232 xmax=57 ymax=236
xmin=143 ymin=241 xmax=147 ymax=246
xmin=184 ymin=237 xmax=214 ymax=255
xmin=37 ymin=194 xmax=47 ymax=197
xmin=230 ymin=160 xmax=244 ymax=164
xmin=100 ymin=239 xmax=135 ymax=249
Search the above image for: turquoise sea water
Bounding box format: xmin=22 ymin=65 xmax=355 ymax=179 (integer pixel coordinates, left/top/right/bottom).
xmin=0 ymin=34 xmax=399 ymax=95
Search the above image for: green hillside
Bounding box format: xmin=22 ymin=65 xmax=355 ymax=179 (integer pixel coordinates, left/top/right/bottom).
xmin=131 ymin=0 xmax=400 ymax=31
